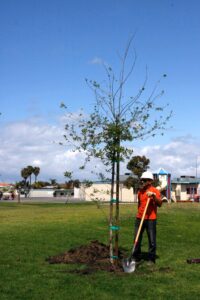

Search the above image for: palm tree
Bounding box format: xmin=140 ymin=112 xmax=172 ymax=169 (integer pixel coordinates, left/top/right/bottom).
xmin=33 ymin=167 xmax=40 ymax=183
xmin=21 ymin=168 xmax=29 ymax=183
xmin=26 ymin=165 xmax=34 ymax=186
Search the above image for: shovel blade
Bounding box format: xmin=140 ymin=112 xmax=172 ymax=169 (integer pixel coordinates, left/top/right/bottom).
xmin=122 ymin=258 xmax=136 ymax=273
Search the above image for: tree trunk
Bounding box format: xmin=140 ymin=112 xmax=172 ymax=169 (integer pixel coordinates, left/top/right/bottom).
xmin=17 ymin=191 xmax=21 ymax=204
xmin=114 ymin=149 xmax=120 ymax=264
xmin=109 ymin=156 xmax=115 ymax=264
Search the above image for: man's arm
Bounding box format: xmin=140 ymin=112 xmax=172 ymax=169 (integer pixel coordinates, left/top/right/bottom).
xmin=153 ymin=193 xmax=162 ymax=207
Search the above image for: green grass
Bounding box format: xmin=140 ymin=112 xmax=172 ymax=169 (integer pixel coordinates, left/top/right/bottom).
xmin=0 ymin=202 xmax=199 ymax=300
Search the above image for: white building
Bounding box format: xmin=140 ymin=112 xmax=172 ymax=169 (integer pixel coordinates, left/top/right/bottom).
xmin=77 ymin=181 xmax=134 ymax=202
xmin=171 ymin=176 xmax=200 ymax=202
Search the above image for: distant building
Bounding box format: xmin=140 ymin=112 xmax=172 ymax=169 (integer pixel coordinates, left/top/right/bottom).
xmin=28 ymin=188 xmax=73 ymax=198
xmin=77 ymin=177 xmax=135 ymax=202
xmin=3 ymin=171 xmax=199 ymax=203
xmin=0 ymin=182 xmax=14 ymax=189
xmin=77 ymin=169 xmax=173 ymax=202
xmin=171 ymin=176 xmax=200 ymax=202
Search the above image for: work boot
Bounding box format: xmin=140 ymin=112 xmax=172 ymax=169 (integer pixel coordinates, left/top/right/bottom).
xmin=146 ymin=259 xmax=155 ymax=266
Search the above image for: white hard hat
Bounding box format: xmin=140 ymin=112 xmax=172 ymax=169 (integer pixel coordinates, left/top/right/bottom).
xmin=140 ymin=171 xmax=154 ymax=180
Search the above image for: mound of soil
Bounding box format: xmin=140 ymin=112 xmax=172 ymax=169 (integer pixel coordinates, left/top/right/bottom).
xmin=46 ymin=240 xmax=125 ymax=273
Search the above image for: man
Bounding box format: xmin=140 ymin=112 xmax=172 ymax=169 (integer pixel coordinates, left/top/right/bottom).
xmin=132 ymin=171 xmax=162 ymax=264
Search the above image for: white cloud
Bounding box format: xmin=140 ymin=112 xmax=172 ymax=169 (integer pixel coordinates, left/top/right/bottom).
xmin=88 ymin=57 xmax=104 ymax=65
xmin=0 ymin=118 xmax=200 ymax=183
xmin=0 ymin=118 xmax=105 ymax=182
xmin=0 ymin=119 xmax=63 ymax=182
xmin=32 ymin=159 xmax=43 ymax=166
xmin=132 ymin=136 xmax=200 ymax=177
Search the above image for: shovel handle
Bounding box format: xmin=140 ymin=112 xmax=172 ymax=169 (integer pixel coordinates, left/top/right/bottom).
xmin=134 ymin=197 xmax=151 ymax=245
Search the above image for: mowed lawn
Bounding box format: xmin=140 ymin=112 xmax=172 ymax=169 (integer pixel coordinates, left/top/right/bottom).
xmin=0 ymin=202 xmax=199 ymax=300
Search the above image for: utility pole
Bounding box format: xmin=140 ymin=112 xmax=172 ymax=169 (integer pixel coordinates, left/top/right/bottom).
xmin=196 ymin=156 xmax=199 ymax=178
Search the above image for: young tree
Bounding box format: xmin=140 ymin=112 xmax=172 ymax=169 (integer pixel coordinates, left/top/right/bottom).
xmin=61 ymin=37 xmax=172 ymax=265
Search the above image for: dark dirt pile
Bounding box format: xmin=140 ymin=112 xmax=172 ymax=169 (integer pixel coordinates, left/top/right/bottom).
xmin=46 ymin=240 xmax=125 ymax=273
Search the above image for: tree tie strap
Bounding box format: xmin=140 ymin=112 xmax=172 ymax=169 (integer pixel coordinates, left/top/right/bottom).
xmin=110 ymin=225 xmax=120 ymax=231
xmin=110 ymin=198 xmax=117 ymax=203
xmin=111 ymin=255 xmax=118 ymax=259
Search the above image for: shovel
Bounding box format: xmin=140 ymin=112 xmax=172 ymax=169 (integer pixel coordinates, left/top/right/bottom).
xmin=122 ymin=197 xmax=151 ymax=273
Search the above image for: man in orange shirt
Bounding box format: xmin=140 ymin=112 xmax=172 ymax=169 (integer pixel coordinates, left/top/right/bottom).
xmin=132 ymin=171 xmax=162 ymax=264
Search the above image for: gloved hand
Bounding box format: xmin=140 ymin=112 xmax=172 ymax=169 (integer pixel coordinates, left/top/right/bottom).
xmin=146 ymin=191 xmax=156 ymax=197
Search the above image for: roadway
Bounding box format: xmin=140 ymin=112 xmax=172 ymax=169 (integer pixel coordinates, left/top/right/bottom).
xmin=0 ymin=196 xmax=86 ymax=204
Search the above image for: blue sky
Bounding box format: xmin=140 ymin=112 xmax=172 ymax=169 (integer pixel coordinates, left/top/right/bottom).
xmin=1 ymin=0 xmax=200 ymax=182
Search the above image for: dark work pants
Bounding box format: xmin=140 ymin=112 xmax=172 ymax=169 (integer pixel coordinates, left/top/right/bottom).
xmin=132 ymin=218 xmax=157 ymax=262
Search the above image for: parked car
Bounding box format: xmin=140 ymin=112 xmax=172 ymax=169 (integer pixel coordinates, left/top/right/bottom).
xmin=2 ymin=191 xmax=17 ymax=200
xmin=2 ymin=192 xmax=12 ymax=200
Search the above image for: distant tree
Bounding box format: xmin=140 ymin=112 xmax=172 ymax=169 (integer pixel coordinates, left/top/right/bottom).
xmin=73 ymin=179 xmax=80 ymax=188
xmin=64 ymin=171 xmax=80 ymax=189
xmin=33 ymin=167 xmax=40 ymax=183
xmin=21 ymin=168 xmax=29 ymax=183
xmin=124 ymin=155 xmax=150 ymax=201
xmin=15 ymin=180 xmax=27 ymax=189
xmin=124 ymin=155 xmax=161 ymax=195
xmin=49 ymin=178 xmax=57 ymax=186
xmin=26 ymin=165 xmax=34 ymax=186
xmin=64 ymin=171 xmax=72 ymax=180
xmin=123 ymin=176 xmax=139 ymax=190
xmin=64 ymin=180 xmax=73 ymax=189
xmin=32 ymin=181 xmax=50 ymax=189
xmin=21 ymin=166 xmax=40 ymax=187
xmin=61 ymin=37 xmax=172 ymax=264
xmin=127 ymin=155 xmax=150 ymax=178
xmin=81 ymin=180 xmax=93 ymax=188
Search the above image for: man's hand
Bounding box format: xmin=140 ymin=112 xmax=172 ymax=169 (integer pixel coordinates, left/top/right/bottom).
xmin=146 ymin=191 xmax=156 ymax=197
xmin=146 ymin=191 xmax=162 ymax=207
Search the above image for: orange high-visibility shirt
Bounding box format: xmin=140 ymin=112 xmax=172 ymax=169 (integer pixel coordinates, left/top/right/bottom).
xmin=137 ymin=186 xmax=161 ymax=220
